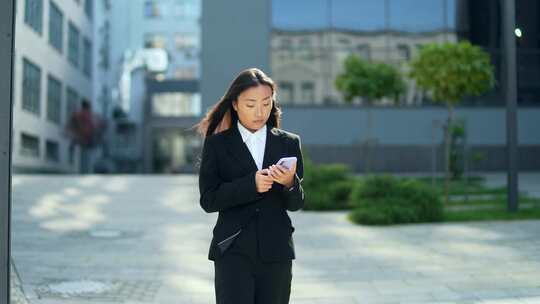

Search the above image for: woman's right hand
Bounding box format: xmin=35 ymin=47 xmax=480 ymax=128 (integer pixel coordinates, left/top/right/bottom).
xmin=255 ymin=169 xmax=274 ymax=193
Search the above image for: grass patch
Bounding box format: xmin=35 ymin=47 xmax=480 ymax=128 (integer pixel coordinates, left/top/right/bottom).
xmin=444 ymin=205 xmax=540 ymax=222
xmin=446 ymin=195 xmax=540 ymax=207
xmin=415 ymin=176 xmax=507 ymax=196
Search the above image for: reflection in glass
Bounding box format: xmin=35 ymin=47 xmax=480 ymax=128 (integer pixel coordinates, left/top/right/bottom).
xmin=269 ymin=0 xmax=530 ymax=106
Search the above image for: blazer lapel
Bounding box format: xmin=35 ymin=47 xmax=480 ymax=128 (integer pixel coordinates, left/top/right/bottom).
xmin=224 ymin=122 xmax=283 ymax=174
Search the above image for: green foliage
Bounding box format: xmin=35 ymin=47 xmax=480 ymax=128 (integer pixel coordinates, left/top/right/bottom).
xmin=335 ymin=54 xmax=406 ymax=104
xmin=349 ymin=175 xmax=444 ymax=225
xmin=302 ymin=157 xmax=356 ymax=210
xmin=409 ymin=41 xmax=495 ymax=104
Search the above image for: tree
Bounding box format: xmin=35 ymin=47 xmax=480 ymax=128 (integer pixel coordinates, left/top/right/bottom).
xmin=409 ymin=41 xmax=495 ymax=205
xmin=335 ymin=54 xmax=406 ymax=173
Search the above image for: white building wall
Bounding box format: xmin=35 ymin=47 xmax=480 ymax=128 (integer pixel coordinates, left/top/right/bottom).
xmin=12 ymin=0 xmax=93 ymax=173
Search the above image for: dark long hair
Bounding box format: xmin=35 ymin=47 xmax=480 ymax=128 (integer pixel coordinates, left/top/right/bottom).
xmin=192 ymin=68 xmax=282 ymax=139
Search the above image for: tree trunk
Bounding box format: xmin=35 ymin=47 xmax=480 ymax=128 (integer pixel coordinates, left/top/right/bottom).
xmin=444 ymin=104 xmax=454 ymax=205
xmin=365 ymin=107 xmax=373 ymax=174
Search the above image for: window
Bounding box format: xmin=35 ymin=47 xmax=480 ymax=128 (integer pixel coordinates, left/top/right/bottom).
xmin=48 ymin=0 xmax=63 ymax=53
xmin=172 ymin=0 xmax=199 ymax=18
xmin=144 ymin=33 xmax=167 ymax=49
xmin=151 ymin=93 xmax=201 ymax=117
xmin=24 ymin=0 xmax=43 ymax=34
xmin=144 ymin=1 xmax=161 ymax=18
xmin=69 ymin=143 xmax=75 ymax=165
xmin=66 ymin=87 xmax=79 ymax=122
xmin=68 ymin=21 xmax=80 ymax=67
xmin=47 ymin=75 xmax=62 ymax=124
xmin=20 ymin=133 xmax=40 ymax=157
xmin=174 ymin=67 xmax=196 ymax=79
xmin=84 ymin=0 xmax=93 ymax=20
xmin=356 ymin=44 xmax=371 ymax=61
xmin=83 ymin=38 xmax=92 ymax=77
xmin=99 ymin=20 xmax=110 ymax=69
xmin=278 ymin=82 xmax=294 ymax=104
xmin=174 ymin=33 xmax=197 ymax=50
xmin=301 ymin=82 xmax=314 ymax=103
xmin=22 ymin=58 xmax=41 ymax=115
xmin=397 ymin=44 xmax=410 ymax=61
xmin=46 ymin=140 xmax=60 ymax=162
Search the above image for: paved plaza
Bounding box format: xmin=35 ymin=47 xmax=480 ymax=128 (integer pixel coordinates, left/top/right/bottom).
xmin=10 ymin=173 xmax=540 ymax=304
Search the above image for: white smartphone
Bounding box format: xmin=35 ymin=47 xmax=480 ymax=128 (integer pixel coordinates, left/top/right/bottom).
xmin=276 ymin=156 xmax=297 ymax=170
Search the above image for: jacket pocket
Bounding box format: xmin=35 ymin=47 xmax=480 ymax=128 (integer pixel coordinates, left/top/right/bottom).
xmin=216 ymin=228 xmax=242 ymax=254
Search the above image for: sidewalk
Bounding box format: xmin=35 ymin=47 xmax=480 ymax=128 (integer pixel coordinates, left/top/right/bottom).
xmin=10 ymin=173 xmax=540 ymax=304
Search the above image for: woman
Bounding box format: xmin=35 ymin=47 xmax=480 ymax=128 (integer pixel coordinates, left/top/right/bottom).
xmin=195 ymin=68 xmax=305 ymax=304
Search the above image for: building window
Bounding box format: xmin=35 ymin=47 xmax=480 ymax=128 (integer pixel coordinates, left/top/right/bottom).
xmin=174 ymin=67 xmax=196 ymax=79
xmin=151 ymin=92 xmax=201 ymax=117
xmin=66 ymin=87 xmax=79 ymax=122
xmin=144 ymin=0 xmax=161 ymax=18
xmin=22 ymin=58 xmax=41 ymax=115
xmin=84 ymin=0 xmax=93 ymax=20
xmin=172 ymin=0 xmax=199 ymax=18
xmin=69 ymin=143 xmax=75 ymax=164
xmin=24 ymin=0 xmax=43 ymax=35
xmin=174 ymin=33 xmax=197 ymax=50
xmin=397 ymin=44 xmax=410 ymax=61
xmin=46 ymin=140 xmax=60 ymax=162
xmin=144 ymin=33 xmax=167 ymax=49
xmin=48 ymin=0 xmax=63 ymax=53
xmin=301 ymin=82 xmax=314 ymax=103
xmin=83 ymin=38 xmax=92 ymax=77
xmin=20 ymin=133 xmax=40 ymax=158
xmin=99 ymin=20 xmax=110 ymax=69
xmin=278 ymin=82 xmax=294 ymax=104
xmin=47 ymin=75 xmax=62 ymax=124
xmin=356 ymin=44 xmax=371 ymax=61
xmin=68 ymin=21 xmax=80 ymax=67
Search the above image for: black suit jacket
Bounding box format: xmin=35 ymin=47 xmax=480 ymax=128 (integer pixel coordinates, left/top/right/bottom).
xmin=198 ymin=121 xmax=305 ymax=262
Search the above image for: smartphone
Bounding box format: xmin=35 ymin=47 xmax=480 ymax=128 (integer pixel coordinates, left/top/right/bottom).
xmin=276 ymin=156 xmax=297 ymax=170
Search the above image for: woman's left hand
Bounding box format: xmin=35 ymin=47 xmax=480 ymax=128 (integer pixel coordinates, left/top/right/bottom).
xmin=268 ymin=162 xmax=296 ymax=188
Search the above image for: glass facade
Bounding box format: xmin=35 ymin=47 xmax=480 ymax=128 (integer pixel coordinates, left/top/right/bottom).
xmin=270 ymin=0 xmax=540 ymax=106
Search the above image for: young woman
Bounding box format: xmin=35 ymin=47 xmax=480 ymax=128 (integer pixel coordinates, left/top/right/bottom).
xmin=195 ymin=68 xmax=305 ymax=304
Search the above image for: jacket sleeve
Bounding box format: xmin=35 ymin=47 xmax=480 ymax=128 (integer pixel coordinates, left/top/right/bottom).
xmin=281 ymin=135 xmax=305 ymax=211
xmin=198 ymin=136 xmax=263 ymax=213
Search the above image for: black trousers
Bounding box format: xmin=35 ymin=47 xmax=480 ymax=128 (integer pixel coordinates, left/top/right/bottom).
xmin=214 ymin=214 xmax=292 ymax=304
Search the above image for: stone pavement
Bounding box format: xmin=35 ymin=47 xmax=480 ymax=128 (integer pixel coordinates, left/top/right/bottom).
xmin=10 ymin=173 xmax=540 ymax=304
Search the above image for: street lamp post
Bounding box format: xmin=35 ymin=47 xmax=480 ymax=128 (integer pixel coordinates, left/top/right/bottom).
xmin=0 ymin=1 xmax=15 ymax=302
xmin=502 ymin=0 xmax=519 ymax=212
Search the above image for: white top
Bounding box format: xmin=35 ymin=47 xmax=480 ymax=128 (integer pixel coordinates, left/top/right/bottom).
xmin=237 ymin=120 xmax=267 ymax=170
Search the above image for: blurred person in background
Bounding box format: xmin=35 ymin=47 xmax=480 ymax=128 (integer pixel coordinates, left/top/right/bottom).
xmin=195 ymin=68 xmax=305 ymax=304
xmin=64 ymin=99 xmax=107 ymax=174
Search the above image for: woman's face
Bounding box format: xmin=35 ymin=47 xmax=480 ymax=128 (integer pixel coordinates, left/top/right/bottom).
xmin=233 ymin=84 xmax=273 ymax=133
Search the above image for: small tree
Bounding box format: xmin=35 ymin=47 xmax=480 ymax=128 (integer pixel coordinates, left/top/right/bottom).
xmin=409 ymin=41 xmax=495 ymax=205
xmin=335 ymin=54 xmax=406 ymax=173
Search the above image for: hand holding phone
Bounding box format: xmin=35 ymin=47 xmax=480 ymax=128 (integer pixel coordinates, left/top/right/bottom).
xmin=276 ymin=156 xmax=297 ymax=170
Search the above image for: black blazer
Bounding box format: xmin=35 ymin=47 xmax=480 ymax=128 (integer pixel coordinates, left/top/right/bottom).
xmin=198 ymin=121 xmax=305 ymax=262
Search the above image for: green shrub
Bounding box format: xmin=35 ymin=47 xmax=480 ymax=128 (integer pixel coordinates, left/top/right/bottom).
xmin=349 ymin=175 xmax=444 ymax=225
xmin=302 ymin=157 xmax=356 ymax=210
